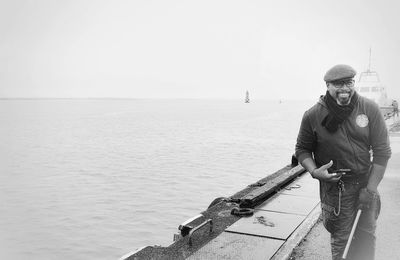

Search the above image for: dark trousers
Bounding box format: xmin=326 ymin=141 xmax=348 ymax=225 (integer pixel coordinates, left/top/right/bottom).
xmin=320 ymin=181 xmax=381 ymax=260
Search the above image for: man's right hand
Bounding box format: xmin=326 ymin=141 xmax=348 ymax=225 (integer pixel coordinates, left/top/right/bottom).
xmin=310 ymin=160 xmax=345 ymax=182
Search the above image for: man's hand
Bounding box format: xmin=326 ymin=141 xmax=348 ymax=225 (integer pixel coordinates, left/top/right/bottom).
xmin=358 ymin=188 xmax=378 ymax=209
xmin=310 ymin=161 xmax=345 ymax=182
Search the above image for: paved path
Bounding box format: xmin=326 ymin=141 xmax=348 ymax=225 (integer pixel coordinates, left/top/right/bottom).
xmin=291 ymin=129 xmax=400 ymax=260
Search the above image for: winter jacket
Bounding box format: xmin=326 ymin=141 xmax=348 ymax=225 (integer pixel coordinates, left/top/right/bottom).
xmin=295 ymin=94 xmax=391 ymax=177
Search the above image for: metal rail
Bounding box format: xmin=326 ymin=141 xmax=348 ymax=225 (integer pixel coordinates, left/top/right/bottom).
xmin=188 ymin=219 xmax=213 ymax=246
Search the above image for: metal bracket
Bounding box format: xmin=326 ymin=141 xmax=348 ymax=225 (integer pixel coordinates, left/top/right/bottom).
xmin=188 ymin=219 xmax=213 ymax=246
xmin=178 ymin=214 xmax=204 ymax=237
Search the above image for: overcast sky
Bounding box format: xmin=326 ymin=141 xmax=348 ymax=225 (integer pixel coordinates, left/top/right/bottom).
xmin=1 ymin=0 xmax=399 ymax=99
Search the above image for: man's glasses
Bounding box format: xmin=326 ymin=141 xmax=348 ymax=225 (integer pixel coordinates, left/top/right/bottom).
xmin=331 ymin=80 xmax=355 ymax=89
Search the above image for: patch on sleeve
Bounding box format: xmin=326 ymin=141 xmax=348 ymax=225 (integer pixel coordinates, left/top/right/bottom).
xmin=356 ymin=114 xmax=369 ymax=127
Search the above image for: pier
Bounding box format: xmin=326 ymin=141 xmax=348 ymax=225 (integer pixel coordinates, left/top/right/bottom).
xmin=121 ymin=160 xmax=319 ymax=259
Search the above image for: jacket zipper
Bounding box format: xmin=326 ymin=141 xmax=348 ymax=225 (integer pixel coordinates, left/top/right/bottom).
xmin=342 ymin=123 xmax=360 ymax=173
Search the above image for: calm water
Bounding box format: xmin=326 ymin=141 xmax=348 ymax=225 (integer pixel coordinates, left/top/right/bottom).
xmin=0 ymin=99 xmax=314 ymax=259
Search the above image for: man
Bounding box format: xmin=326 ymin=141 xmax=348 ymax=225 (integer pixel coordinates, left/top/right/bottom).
xmin=295 ymin=64 xmax=391 ymax=260
xmin=392 ymin=99 xmax=398 ymax=118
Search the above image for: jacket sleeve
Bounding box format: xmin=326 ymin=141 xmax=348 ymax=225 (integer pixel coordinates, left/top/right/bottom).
xmin=295 ymin=110 xmax=316 ymax=163
xmin=369 ymin=104 xmax=391 ymax=166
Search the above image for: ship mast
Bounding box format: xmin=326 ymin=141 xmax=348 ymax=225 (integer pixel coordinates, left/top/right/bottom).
xmin=359 ymin=48 xmax=380 ymax=82
xmin=368 ymin=47 xmax=372 ymax=72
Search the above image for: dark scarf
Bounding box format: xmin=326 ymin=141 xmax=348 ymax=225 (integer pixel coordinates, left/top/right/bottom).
xmin=321 ymin=91 xmax=359 ymax=133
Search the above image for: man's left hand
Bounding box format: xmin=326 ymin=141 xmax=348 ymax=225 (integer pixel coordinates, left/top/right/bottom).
xmin=358 ymin=188 xmax=378 ymax=209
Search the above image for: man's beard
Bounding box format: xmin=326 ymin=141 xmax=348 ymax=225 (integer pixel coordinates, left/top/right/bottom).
xmin=336 ymin=91 xmax=352 ymax=105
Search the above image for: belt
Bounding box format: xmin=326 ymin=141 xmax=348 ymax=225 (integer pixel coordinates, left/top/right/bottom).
xmin=340 ymin=174 xmax=368 ymax=184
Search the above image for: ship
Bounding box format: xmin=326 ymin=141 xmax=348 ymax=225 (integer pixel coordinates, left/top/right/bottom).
xmin=355 ymin=49 xmax=394 ymax=117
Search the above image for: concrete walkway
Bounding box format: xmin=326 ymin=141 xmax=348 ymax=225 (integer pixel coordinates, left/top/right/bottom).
xmin=290 ymin=125 xmax=400 ymax=260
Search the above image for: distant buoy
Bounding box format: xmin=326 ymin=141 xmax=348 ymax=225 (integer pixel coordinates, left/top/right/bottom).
xmin=245 ymin=91 xmax=250 ymax=103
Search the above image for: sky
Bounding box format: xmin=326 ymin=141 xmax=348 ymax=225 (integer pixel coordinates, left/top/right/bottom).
xmin=1 ymin=0 xmax=399 ymax=100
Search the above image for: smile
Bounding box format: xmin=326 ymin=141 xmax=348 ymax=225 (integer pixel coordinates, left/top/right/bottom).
xmin=338 ymin=93 xmax=350 ymax=98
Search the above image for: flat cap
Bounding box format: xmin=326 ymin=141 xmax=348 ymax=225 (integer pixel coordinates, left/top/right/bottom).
xmin=324 ymin=64 xmax=357 ymax=82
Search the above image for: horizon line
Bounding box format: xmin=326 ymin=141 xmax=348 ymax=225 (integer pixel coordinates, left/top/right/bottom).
xmin=0 ymin=97 xmax=315 ymax=101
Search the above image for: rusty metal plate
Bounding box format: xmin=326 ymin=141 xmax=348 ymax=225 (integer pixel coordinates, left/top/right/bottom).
xmin=257 ymin=193 xmax=319 ymax=216
xmin=225 ymin=210 xmax=304 ymax=240
xmin=279 ymin=174 xmax=319 ymax=198
xmin=187 ymin=231 xmax=284 ymax=260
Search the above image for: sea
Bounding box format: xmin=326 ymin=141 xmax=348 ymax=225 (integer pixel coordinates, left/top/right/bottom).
xmin=0 ymin=98 xmax=315 ymax=260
